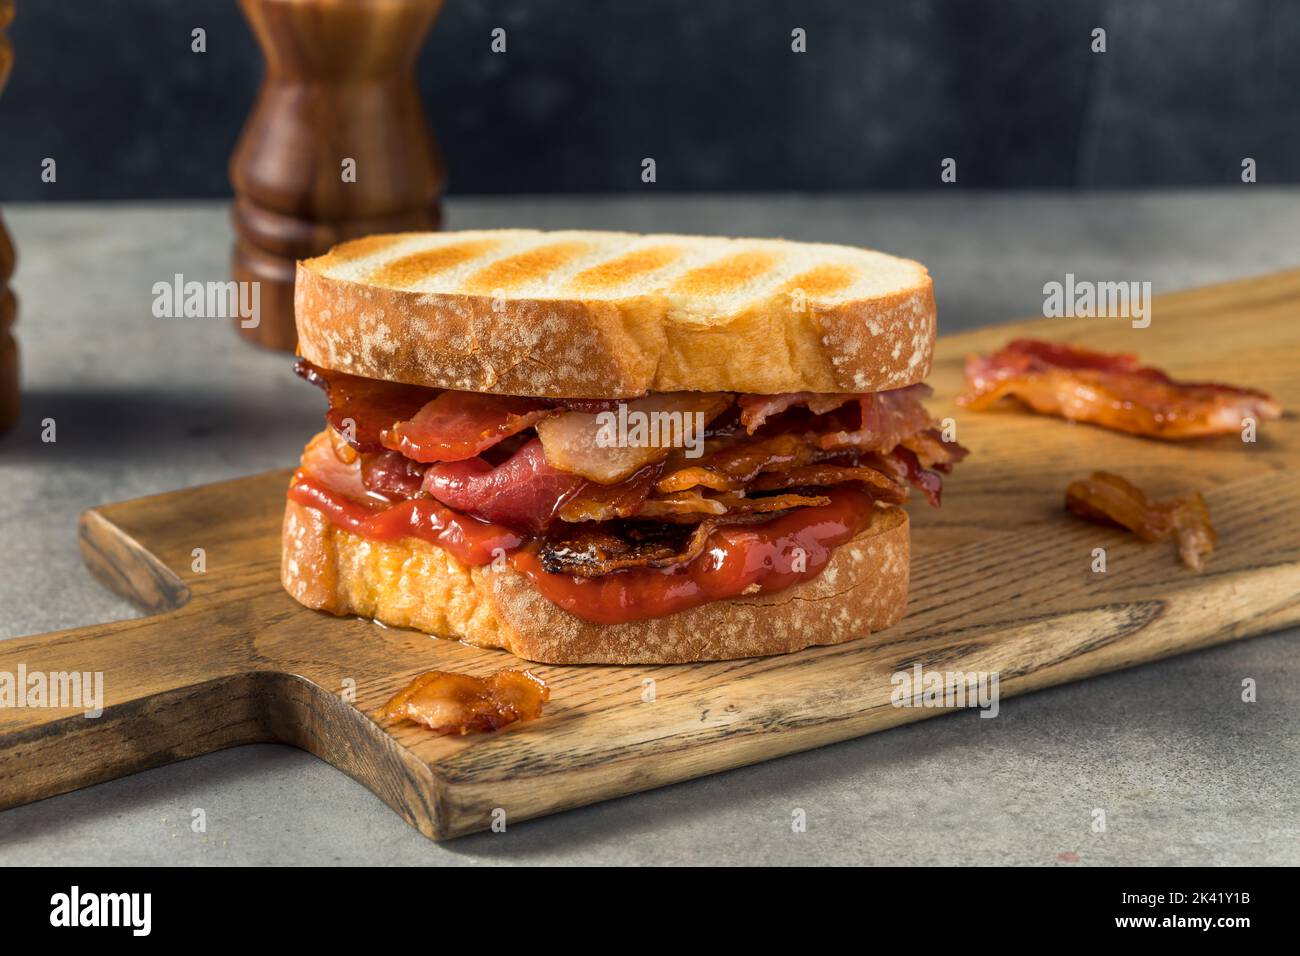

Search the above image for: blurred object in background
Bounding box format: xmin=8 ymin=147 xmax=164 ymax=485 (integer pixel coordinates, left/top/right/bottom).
xmin=3 ymin=0 xmax=1298 ymax=198
xmin=230 ymin=0 xmax=447 ymax=352
xmin=0 ymin=0 xmax=16 ymax=432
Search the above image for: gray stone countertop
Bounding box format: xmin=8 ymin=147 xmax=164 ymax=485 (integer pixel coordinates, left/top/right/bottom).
xmin=0 ymin=191 xmax=1297 ymax=865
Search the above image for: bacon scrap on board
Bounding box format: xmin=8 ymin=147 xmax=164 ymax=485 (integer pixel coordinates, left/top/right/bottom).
xmin=958 ymin=339 xmax=1281 ymax=439
xmin=1065 ymin=471 xmax=1216 ymax=571
xmin=378 ymin=669 xmax=550 ymax=735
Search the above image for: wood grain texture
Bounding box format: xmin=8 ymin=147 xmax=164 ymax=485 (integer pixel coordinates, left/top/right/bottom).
xmin=1 ymin=268 xmax=1298 ymax=839
xmin=230 ymin=0 xmax=447 ymax=351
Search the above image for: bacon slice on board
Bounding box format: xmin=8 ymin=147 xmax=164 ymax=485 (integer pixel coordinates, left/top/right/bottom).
xmin=958 ymin=339 xmax=1281 ymax=439
xmin=1065 ymin=471 xmax=1216 ymax=571
xmin=378 ymin=669 xmax=549 ymax=735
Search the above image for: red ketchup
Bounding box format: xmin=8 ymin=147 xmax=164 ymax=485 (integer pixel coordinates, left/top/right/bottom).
xmin=288 ymin=474 xmax=521 ymax=566
xmin=510 ymin=487 xmax=873 ymax=623
xmin=289 ymin=475 xmax=872 ymax=624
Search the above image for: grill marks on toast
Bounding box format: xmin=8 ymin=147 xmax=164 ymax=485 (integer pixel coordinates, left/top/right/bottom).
xmin=668 ymin=250 xmax=780 ymax=297
xmin=307 ymin=230 xmax=928 ymax=315
xmin=296 ymin=229 xmax=935 ymax=395
xmin=567 ymin=245 xmax=683 ymax=292
xmin=329 ymin=234 xmax=408 ymax=265
xmin=780 ymin=264 xmax=858 ymax=300
xmin=460 ymin=241 xmax=593 ymax=294
xmin=368 ymin=238 xmax=505 ymax=289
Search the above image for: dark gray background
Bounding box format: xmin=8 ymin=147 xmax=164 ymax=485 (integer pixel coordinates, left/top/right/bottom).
xmin=0 ymin=0 xmax=1298 ymax=198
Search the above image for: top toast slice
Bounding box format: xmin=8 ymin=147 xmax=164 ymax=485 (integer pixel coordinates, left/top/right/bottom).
xmin=295 ymin=229 xmax=935 ymax=398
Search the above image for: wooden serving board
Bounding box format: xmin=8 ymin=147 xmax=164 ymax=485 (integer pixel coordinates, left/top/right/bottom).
xmin=2 ymin=270 xmax=1298 ymax=840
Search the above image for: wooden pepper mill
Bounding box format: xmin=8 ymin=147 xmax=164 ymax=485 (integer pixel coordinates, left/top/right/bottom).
xmin=231 ymin=0 xmax=447 ymax=351
xmin=0 ymin=0 xmax=17 ymax=432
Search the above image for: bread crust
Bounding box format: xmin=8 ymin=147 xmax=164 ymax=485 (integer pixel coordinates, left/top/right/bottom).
xmin=294 ymin=230 xmax=936 ymax=398
xmin=281 ymin=497 xmax=910 ymax=665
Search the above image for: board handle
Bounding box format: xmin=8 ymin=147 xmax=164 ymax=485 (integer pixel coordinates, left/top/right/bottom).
xmin=0 ymin=503 xmax=438 ymax=822
xmin=0 ymin=609 xmax=282 ymax=811
xmin=0 ymin=606 xmax=437 ymax=822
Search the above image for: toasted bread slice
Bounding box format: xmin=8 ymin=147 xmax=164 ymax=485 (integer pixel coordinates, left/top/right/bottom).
xmin=295 ymin=229 xmax=935 ymax=398
xmin=281 ymin=458 xmax=910 ymax=665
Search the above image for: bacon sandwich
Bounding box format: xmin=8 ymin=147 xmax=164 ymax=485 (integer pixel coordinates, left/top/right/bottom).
xmin=282 ymin=230 xmax=964 ymax=663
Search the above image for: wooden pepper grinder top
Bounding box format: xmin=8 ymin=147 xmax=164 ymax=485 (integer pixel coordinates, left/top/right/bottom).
xmin=231 ymin=0 xmax=447 ymax=351
xmin=0 ymin=0 xmax=17 ymax=432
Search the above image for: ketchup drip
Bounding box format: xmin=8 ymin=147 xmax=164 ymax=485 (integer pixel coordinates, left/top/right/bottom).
xmin=288 ymin=474 xmax=521 ymax=566
xmin=288 ymin=476 xmax=874 ymax=624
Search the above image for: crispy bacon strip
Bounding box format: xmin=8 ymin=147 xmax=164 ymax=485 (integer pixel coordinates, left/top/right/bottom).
xmin=540 ymin=521 xmax=719 ymax=576
xmin=900 ymin=428 xmax=969 ymax=472
xmin=635 ymin=491 xmax=729 ymax=519
xmin=959 ymin=339 xmax=1281 ymax=439
xmin=556 ymin=464 xmax=663 ymax=523
xmin=298 ymin=359 xmax=968 ymax=536
xmin=296 ymin=359 xmax=435 ymax=453
xmin=631 ymin=490 xmax=832 ymax=522
xmin=656 ymin=426 xmax=963 ymax=508
xmin=656 ymin=432 xmax=816 ymax=493
xmin=882 ymin=447 xmax=945 ymax=507
xmin=536 ymin=392 xmax=733 ymax=484
xmin=748 ymin=464 xmax=908 ymax=502
xmin=738 ymin=391 xmax=854 ymax=432
xmin=1065 ymin=471 xmax=1216 ymax=571
xmin=378 ymin=669 xmax=549 ymax=735
xmin=384 ymin=391 xmax=554 ymax=463
xmin=711 ymin=492 xmax=831 ymax=513
xmin=538 ymin=502 xmax=816 ymax=575
xmin=814 ymin=384 xmax=935 ymax=452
